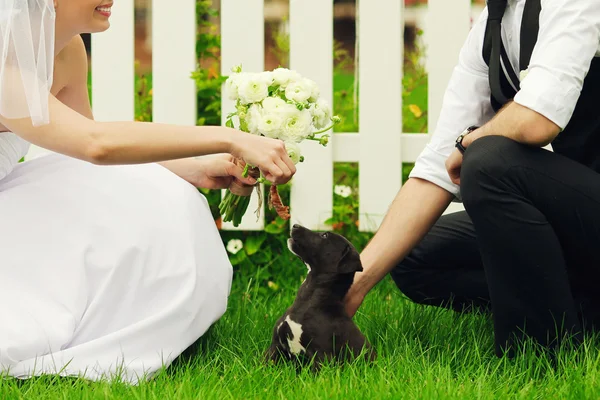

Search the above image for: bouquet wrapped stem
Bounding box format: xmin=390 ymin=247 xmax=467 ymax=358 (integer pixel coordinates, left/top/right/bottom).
xmin=218 ymin=160 xmax=261 ymax=227
xmin=219 ymin=65 xmax=340 ymax=227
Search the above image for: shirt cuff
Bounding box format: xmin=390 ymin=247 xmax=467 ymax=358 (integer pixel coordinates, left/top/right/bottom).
xmin=514 ymin=66 xmax=580 ymax=130
xmin=409 ymin=145 xmax=462 ymax=202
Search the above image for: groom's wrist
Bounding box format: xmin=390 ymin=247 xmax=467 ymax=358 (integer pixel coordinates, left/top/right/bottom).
xmin=346 ymin=276 xmax=367 ymax=305
xmin=351 ymin=265 xmax=377 ymax=297
xmin=455 ymin=125 xmax=479 ymax=153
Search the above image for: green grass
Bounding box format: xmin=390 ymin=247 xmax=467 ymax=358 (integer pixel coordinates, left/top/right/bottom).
xmin=4 ymin=277 xmax=600 ymax=399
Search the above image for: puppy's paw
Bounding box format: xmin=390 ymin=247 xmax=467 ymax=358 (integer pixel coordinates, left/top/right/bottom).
xmin=357 ymin=340 xmax=377 ymax=363
xmin=265 ymin=345 xmax=283 ymax=365
xmin=366 ymin=345 xmax=377 ymax=362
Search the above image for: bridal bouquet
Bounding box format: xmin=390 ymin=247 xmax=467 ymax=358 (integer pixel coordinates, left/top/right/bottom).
xmin=219 ymin=65 xmax=340 ymax=227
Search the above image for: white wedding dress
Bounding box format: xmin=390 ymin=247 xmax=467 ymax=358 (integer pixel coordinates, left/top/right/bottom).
xmin=0 ymin=132 xmax=233 ymax=383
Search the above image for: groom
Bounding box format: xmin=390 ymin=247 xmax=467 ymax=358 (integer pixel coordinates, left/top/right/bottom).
xmin=345 ymin=0 xmax=600 ymax=356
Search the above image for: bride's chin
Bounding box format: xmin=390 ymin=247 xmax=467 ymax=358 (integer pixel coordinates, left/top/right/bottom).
xmin=86 ymin=22 xmax=111 ymax=34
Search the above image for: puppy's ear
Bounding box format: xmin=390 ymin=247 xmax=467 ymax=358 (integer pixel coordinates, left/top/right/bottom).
xmin=337 ymin=246 xmax=363 ymax=274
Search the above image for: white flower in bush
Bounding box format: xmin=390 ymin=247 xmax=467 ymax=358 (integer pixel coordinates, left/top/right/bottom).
xmin=246 ymin=104 xmax=263 ymax=135
xmin=226 ymin=239 xmax=243 ymax=254
xmin=272 ymin=67 xmax=300 ymax=88
xmin=238 ymin=75 xmax=269 ymax=104
xmin=285 ymin=80 xmax=312 ymax=103
xmin=284 ymin=141 xmax=302 ymax=164
xmin=312 ymin=98 xmax=332 ymax=129
xmin=282 ymin=108 xmax=313 ymax=142
xmin=334 ymin=185 xmax=352 ymax=198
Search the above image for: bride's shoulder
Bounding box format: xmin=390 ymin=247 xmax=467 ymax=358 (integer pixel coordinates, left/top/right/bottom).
xmin=53 ymin=36 xmax=88 ymax=93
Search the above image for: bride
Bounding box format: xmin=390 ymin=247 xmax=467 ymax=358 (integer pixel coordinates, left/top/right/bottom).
xmin=0 ymin=0 xmax=295 ymax=383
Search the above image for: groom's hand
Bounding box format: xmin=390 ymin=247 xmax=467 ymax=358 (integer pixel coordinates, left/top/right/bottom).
xmin=445 ymin=148 xmax=464 ymax=185
xmin=344 ymin=288 xmax=365 ymax=318
xmin=344 ymin=270 xmax=370 ymax=318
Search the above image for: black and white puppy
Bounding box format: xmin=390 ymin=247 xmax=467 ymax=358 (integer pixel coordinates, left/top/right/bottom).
xmin=266 ymin=224 xmax=376 ymax=369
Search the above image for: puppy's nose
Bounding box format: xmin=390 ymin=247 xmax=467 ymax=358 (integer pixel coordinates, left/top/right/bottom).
xmin=292 ymin=224 xmax=301 ymax=229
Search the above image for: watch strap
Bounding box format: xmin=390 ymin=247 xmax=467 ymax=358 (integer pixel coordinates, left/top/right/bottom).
xmin=455 ymin=126 xmax=479 ymax=154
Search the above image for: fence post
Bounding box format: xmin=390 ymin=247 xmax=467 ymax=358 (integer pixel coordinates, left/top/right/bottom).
xmin=152 ymin=0 xmax=197 ymax=126
xmin=91 ymin=0 xmax=135 ymax=122
xmin=289 ymin=0 xmax=334 ymax=231
xmin=358 ymin=0 xmax=403 ymax=232
xmin=425 ymin=0 xmax=471 ymax=134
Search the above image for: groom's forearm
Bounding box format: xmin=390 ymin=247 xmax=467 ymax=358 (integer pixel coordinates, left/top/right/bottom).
xmin=462 ymin=101 xmax=560 ymax=148
xmin=351 ymin=178 xmax=453 ymax=297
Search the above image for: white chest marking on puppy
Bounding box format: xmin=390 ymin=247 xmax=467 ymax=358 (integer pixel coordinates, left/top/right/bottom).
xmin=287 ymin=239 xmax=297 ymax=255
xmin=301 ymin=263 xmax=312 ymax=284
xmin=276 ymin=321 xmax=286 ymax=347
xmin=288 ymin=239 xmax=311 ymax=282
xmin=285 ymin=315 xmax=306 ymax=355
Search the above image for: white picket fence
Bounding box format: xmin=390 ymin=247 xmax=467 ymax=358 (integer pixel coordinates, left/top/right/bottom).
xmin=27 ymin=0 xmax=482 ymax=232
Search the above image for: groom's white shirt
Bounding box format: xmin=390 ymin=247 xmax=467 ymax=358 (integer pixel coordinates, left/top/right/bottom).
xmin=410 ymin=0 xmax=600 ymax=200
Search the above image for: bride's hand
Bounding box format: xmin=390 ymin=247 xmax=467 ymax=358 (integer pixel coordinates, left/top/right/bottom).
xmin=229 ymin=133 xmax=296 ymax=184
xmin=161 ymin=155 xmax=257 ymax=190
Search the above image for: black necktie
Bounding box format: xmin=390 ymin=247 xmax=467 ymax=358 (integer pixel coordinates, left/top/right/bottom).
xmin=487 ymin=0 xmax=509 ymax=104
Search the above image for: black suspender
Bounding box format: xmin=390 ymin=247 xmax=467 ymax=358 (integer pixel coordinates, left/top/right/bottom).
xmin=482 ymin=0 xmax=542 ymax=110
xmin=520 ymin=0 xmax=542 ymax=70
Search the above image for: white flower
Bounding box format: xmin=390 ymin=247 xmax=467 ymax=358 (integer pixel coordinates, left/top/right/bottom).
xmin=285 ymin=80 xmax=312 ymax=103
xmin=258 ymin=112 xmax=284 ymax=139
xmin=245 ymin=104 xmax=263 ymax=135
xmin=266 ymin=102 xmax=302 ymax=122
xmin=284 ymin=141 xmax=302 ymax=164
xmin=312 ymin=98 xmax=332 ymax=129
xmin=225 ymin=72 xmax=248 ymax=101
xmin=334 ymin=185 xmax=352 ymax=198
xmin=259 ymin=71 xmax=275 ymax=86
xmin=281 ymin=108 xmax=313 ymax=142
xmin=274 ymin=102 xmax=299 ymax=116
xmin=272 ymin=68 xmax=301 ymax=88
xmin=519 ymin=68 xmax=530 ymax=81
xmin=226 ymin=239 xmax=243 ymax=254
xmin=303 ymin=78 xmax=320 ymax=102
xmin=262 ymin=96 xmax=287 ymax=113
xmin=238 ymin=75 xmax=269 ymax=105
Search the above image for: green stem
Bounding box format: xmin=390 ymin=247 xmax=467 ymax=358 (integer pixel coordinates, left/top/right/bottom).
xmin=257 ymin=170 xmax=267 ymax=184
xmin=311 ymin=121 xmax=337 ymax=136
xmin=219 ymin=189 xmax=254 ymax=226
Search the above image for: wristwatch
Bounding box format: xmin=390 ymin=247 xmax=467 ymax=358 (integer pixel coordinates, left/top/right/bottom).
xmin=455 ymin=126 xmax=479 ymax=154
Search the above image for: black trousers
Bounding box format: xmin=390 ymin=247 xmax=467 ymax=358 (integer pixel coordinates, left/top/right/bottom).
xmin=391 ymin=136 xmax=600 ymax=356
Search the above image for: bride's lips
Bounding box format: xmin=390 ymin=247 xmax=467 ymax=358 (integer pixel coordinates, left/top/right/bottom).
xmin=95 ymin=4 xmax=113 ymax=17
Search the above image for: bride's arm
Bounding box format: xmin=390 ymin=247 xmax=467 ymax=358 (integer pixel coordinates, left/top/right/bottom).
xmin=0 ymin=41 xmax=295 ymax=184
xmin=54 ymin=37 xmax=217 ymax=185
xmin=3 ymin=97 xmax=236 ymax=165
